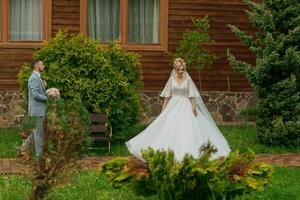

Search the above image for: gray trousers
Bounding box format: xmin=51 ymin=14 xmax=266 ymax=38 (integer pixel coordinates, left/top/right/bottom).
xmin=21 ymin=117 xmax=44 ymax=158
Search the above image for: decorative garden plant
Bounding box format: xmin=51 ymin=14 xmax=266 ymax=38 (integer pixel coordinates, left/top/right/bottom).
xmin=100 ymin=143 xmax=273 ymax=200
xmin=26 ymin=98 xmax=90 ymax=200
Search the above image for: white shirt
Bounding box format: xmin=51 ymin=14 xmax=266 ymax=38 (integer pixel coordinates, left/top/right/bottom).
xmin=33 ymin=70 xmax=41 ymax=78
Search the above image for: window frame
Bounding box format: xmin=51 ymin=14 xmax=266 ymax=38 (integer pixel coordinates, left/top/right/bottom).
xmin=0 ymin=0 xmax=52 ymax=48
xmin=80 ymin=0 xmax=168 ymax=51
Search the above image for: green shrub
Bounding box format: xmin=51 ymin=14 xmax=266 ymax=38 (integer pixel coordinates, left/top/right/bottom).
xmin=18 ymin=63 xmax=31 ymax=109
xmin=227 ymin=0 xmax=300 ymax=146
xmin=18 ymin=31 xmax=143 ymax=141
xmin=258 ymin=117 xmax=300 ymax=147
xmin=30 ymin=98 xmax=90 ymax=200
xmin=100 ymin=156 xmax=155 ymax=195
xmin=238 ymin=107 xmax=257 ymax=121
xmin=19 ymin=116 xmax=38 ymax=139
xmin=100 ymin=144 xmax=273 ymax=200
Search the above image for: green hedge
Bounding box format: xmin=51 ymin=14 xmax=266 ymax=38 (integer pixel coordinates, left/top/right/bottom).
xmin=100 ymin=144 xmax=273 ymax=200
xmin=18 ymin=31 xmax=143 ymax=141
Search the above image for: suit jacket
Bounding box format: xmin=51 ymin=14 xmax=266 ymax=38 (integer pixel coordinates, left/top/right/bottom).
xmin=28 ymin=72 xmax=48 ymax=117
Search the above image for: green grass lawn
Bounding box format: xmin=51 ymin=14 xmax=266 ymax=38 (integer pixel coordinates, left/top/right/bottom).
xmin=0 ymin=127 xmax=299 ymax=199
xmin=0 ymin=166 xmax=299 ymax=200
xmin=0 ymin=172 xmax=157 ymax=200
xmin=236 ymin=166 xmax=300 ymax=200
xmin=0 ymin=128 xmax=22 ymax=158
xmin=219 ymin=125 xmax=300 ymax=153
xmin=1 ymin=125 xmax=299 ymax=158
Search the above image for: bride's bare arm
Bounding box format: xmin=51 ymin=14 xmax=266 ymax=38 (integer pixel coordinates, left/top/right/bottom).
xmin=162 ymin=97 xmax=170 ymax=112
xmin=189 ymin=97 xmax=198 ymax=116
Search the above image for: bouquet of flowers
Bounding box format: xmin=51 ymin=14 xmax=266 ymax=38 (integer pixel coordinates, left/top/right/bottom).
xmin=46 ymin=87 xmax=60 ymax=98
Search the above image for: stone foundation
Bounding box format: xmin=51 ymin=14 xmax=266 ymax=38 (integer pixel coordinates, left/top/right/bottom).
xmin=140 ymin=91 xmax=257 ymax=125
xmin=0 ymin=91 xmax=26 ymax=127
xmin=0 ymin=91 xmax=257 ymax=128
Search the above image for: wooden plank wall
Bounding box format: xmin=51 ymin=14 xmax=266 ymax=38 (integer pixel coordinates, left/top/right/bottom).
xmin=142 ymin=0 xmax=255 ymax=92
xmin=52 ymin=0 xmax=80 ymax=36
xmin=0 ymin=48 xmax=34 ymax=91
xmin=0 ymin=0 xmax=81 ymax=92
xmin=0 ymin=0 xmax=255 ymax=92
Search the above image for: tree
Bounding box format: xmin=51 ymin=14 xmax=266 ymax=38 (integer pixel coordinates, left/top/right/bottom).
xmin=227 ymin=0 xmax=300 ymax=146
xmin=173 ymin=16 xmax=216 ymax=89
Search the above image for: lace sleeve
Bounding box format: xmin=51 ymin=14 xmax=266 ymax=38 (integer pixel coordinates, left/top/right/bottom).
xmin=160 ymin=77 xmax=172 ymax=97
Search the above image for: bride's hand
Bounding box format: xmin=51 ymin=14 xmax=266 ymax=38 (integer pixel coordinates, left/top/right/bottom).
xmin=193 ymin=108 xmax=198 ymax=116
xmin=189 ymin=97 xmax=197 ymax=116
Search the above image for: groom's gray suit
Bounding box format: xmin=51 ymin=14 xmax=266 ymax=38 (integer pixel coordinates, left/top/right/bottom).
xmin=21 ymin=71 xmax=48 ymax=158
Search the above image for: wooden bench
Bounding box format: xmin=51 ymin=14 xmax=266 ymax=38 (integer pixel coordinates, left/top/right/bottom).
xmin=89 ymin=113 xmax=112 ymax=152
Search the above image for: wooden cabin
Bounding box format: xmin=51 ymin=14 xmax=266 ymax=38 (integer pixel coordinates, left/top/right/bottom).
xmin=0 ymin=0 xmax=257 ymax=127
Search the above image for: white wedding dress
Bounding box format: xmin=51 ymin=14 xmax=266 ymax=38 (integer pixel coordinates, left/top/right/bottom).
xmin=126 ymin=70 xmax=231 ymax=161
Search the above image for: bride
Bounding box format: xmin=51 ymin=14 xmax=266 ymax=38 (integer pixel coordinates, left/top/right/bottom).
xmin=126 ymin=58 xmax=231 ymax=161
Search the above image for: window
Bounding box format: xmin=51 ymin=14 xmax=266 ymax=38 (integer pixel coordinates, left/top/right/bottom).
xmin=81 ymin=0 xmax=168 ymax=50
xmin=128 ymin=0 xmax=160 ymax=44
xmin=88 ymin=0 xmax=120 ymax=42
xmin=10 ymin=0 xmax=43 ymax=40
xmin=0 ymin=0 xmax=51 ymax=47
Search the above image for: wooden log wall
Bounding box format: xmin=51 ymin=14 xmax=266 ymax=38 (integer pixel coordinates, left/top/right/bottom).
xmin=0 ymin=0 xmax=255 ymax=92
xmin=52 ymin=0 xmax=80 ymax=36
xmin=0 ymin=49 xmax=34 ymax=91
xmin=142 ymin=0 xmax=256 ymax=92
xmin=0 ymin=0 xmax=81 ymax=92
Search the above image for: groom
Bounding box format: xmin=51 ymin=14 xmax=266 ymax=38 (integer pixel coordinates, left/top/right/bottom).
xmin=20 ymin=59 xmax=48 ymax=161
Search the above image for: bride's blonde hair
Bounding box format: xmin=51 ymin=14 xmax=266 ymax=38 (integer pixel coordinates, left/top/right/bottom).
xmin=173 ymin=58 xmax=186 ymax=70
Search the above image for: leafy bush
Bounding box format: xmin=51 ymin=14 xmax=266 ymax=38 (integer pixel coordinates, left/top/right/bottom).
xmin=100 ymin=156 xmax=155 ymax=195
xmin=19 ymin=116 xmax=39 ymax=139
xmin=100 ymin=144 xmax=273 ymax=200
xmin=30 ymin=98 xmax=90 ymax=200
xmin=18 ymin=31 xmax=143 ymax=141
xmin=227 ymin=0 xmax=300 ymax=146
xmin=238 ymin=107 xmax=257 ymax=121
xmin=258 ymin=117 xmax=300 ymax=147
